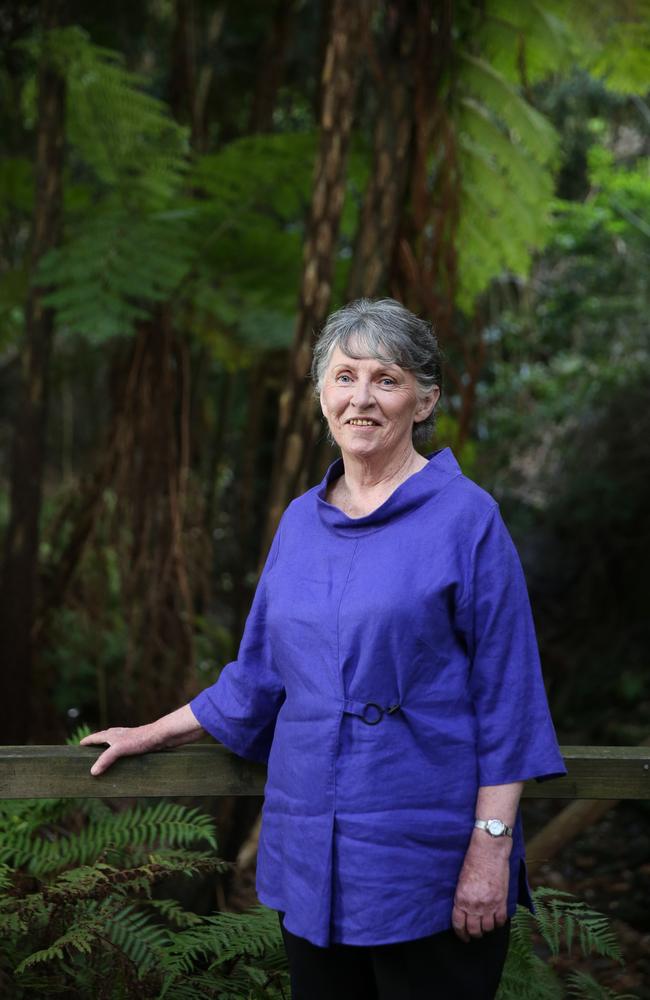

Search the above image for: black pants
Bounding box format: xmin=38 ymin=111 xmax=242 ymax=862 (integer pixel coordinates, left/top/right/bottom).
xmin=279 ymin=914 xmax=510 ymax=1000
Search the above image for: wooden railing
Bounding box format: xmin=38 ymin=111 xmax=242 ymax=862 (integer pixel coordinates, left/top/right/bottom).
xmin=0 ymin=745 xmax=649 ymax=799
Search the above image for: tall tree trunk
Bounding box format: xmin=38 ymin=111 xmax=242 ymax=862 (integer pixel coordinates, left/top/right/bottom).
xmin=391 ymin=0 xmax=456 ymax=327
xmin=261 ymin=0 xmax=375 ymax=555
xmin=0 ymin=7 xmax=65 ymax=743
xmin=387 ymin=1 xmax=486 ymax=449
xmin=116 ymin=314 xmax=196 ymax=722
xmin=310 ymin=0 xmax=420 ymax=484
xmin=248 ymin=0 xmax=295 ymax=133
xmin=346 ymin=0 xmax=419 ymax=302
xmin=169 ymin=0 xmax=197 ymax=133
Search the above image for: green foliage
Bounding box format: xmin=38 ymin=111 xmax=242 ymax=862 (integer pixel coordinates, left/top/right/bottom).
xmin=19 ymin=27 xmax=189 ymax=208
xmin=450 ymin=1 xmax=566 ymax=310
xmin=566 ymin=971 xmax=636 ymax=1000
xmin=18 ymin=27 xmax=193 ymax=342
xmin=498 ymin=889 xmax=634 ymax=1000
xmin=527 ymin=888 xmax=622 ymax=962
xmin=449 ymin=0 xmax=650 ymax=311
xmin=0 ymin=793 xmax=288 ymax=998
xmin=0 ymin=775 xmax=633 ymax=1000
xmin=480 ymin=136 xmax=650 ymax=462
xmin=0 ymin=156 xmax=33 ymax=221
xmin=1 ymin=800 xmax=219 ymax=875
xmin=39 ymin=207 xmax=195 ymax=342
xmin=567 ymin=0 xmax=650 ymax=95
xmin=432 ymin=411 xmax=478 ymax=477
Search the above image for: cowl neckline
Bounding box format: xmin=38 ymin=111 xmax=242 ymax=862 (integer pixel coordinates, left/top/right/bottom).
xmin=315 ymin=446 xmax=462 ymax=536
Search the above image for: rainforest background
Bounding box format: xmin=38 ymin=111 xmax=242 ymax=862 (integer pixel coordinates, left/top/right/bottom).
xmin=0 ymin=0 xmax=649 ymax=995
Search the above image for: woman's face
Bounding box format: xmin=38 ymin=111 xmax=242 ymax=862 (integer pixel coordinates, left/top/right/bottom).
xmin=319 ymin=344 xmax=439 ymax=461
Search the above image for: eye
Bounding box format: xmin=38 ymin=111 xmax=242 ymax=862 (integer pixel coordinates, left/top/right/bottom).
xmin=335 ymin=373 xmax=353 ymax=383
xmin=379 ymin=376 xmax=396 ymax=387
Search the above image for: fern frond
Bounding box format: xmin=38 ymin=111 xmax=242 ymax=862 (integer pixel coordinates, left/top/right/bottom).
xmin=458 ymin=51 xmax=558 ymax=162
xmin=159 ymin=906 xmax=282 ymax=987
xmin=39 ymin=208 xmax=194 ymax=342
xmin=566 ymin=970 xmax=638 ymax=1000
xmin=530 ymin=888 xmax=623 ymax=963
xmin=103 ymin=903 xmax=171 ymax=975
xmin=497 ymin=905 xmax=564 ymax=1000
xmin=15 ymin=914 xmax=100 ymax=973
xmin=144 ymin=897 xmax=204 ymax=928
xmin=10 ymin=802 xmax=218 ymax=876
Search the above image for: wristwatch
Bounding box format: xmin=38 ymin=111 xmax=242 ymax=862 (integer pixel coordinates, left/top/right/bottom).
xmin=474 ymin=818 xmax=513 ymax=838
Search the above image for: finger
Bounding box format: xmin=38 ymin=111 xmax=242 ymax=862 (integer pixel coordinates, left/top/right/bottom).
xmin=494 ymin=906 xmax=508 ymax=928
xmin=451 ymin=906 xmax=470 ymax=943
xmin=80 ymin=732 xmax=109 ymax=746
xmin=90 ymin=746 xmax=121 ymax=776
xmin=465 ymin=913 xmax=483 ymax=939
xmin=481 ymin=912 xmax=496 ymax=934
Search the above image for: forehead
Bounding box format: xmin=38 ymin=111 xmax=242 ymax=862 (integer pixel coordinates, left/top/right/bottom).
xmin=327 ymin=341 xmax=402 ymax=371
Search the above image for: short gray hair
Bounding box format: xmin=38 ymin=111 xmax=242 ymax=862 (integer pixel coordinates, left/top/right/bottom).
xmin=311 ymin=298 xmax=442 ymax=443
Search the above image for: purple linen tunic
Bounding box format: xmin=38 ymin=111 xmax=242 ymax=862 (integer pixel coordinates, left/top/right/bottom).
xmin=191 ymin=448 xmax=566 ymax=947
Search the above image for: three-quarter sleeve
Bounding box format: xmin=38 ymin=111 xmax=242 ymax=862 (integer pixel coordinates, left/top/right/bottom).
xmin=190 ymin=523 xmax=285 ymax=763
xmin=461 ymin=504 xmax=566 ymax=786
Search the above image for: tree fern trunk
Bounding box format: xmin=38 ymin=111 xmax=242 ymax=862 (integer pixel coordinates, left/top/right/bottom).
xmin=345 ymin=0 xmax=419 ymax=302
xmin=262 ymin=0 xmax=375 ymax=556
xmin=248 ymin=0 xmax=295 ymax=134
xmin=0 ymin=7 xmax=65 ymax=742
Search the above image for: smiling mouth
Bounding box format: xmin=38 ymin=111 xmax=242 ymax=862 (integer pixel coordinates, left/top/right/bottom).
xmin=347 ymin=418 xmax=379 ymax=426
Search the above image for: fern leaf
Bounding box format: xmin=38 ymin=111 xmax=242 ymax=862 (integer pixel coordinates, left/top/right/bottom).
xmin=145 ymin=897 xmax=204 ymax=928
xmin=458 ymin=51 xmax=558 ymax=162
xmin=14 ymin=802 xmax=218 ymax=875
xmin=566 ymin=970 xmax=638 ymax=1000
xmin=497 ymin=905 xmax=564 ymax=1000
xmin=103 ymin=903 xmax=171 ymax=976
xmin=15 ymin=915 xmax=100 ymax=973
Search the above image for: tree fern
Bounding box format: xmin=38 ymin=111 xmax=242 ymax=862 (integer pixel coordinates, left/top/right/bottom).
xmin=452 ymin=13 xmax=561 ymax=311
xmin=448 ymin=0 xmax=650 ymax=312
xmin=19 ymin=27 xmax=188 ymax=208
xmin=39 ymin=208 xmax=195 ymax=343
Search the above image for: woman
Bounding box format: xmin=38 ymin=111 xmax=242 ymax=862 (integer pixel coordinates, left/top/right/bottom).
xmin=82 ymin=299 xmax=566 ymax=999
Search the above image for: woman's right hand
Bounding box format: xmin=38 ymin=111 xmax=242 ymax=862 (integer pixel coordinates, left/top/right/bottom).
xmin=80 ymin=705 xmax=206 ymax=776
xmin=80 ymin=724 xmax=163 ymax=776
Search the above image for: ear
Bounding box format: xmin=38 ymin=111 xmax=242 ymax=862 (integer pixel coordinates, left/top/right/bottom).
xmin=413 ymin=385 xmax=440 ymax=424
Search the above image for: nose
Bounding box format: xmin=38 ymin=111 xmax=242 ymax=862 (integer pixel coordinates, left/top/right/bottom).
xmin=351 ymin=377 xmax=374 ymax=408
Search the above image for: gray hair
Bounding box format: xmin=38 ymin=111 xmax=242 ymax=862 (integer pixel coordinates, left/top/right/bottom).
xmin=311 ymin=298 xmax=442 ymax=444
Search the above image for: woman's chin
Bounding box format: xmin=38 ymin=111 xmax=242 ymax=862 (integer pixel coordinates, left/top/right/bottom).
xmin=339 ymin=438 xmax=388 ymax=459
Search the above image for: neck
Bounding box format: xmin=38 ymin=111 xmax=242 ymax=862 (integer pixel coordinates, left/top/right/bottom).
xmin=340 ymin=443 xmax=426 ymax=497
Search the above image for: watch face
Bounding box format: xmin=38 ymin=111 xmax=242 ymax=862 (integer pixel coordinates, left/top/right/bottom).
xmin=487 ymin=819 xmax=506 ymax=836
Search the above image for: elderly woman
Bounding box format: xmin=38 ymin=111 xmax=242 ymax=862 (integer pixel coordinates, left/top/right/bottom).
xmin=83 ymin=299 xmax=566 ymax=1000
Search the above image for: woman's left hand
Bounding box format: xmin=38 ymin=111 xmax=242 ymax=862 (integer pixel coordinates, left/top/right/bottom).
xmin=451 ymin=833 xmax=510 ymax=943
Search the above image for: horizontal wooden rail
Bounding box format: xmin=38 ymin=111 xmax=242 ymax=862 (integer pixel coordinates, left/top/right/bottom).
xmin=0 ymin=745 xmax=649 ymax=800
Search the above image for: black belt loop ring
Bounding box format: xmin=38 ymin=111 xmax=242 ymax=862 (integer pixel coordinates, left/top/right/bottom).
xmin=360 ymin=702 xmax=401 ymax=725
xmin=361 ymin=702 xmax=384 ymax=725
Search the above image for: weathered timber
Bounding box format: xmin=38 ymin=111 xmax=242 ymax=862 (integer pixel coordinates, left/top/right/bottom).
xmin=0 ymin=745 xmax=649 ymax=801
xmin=528 ymin=745 xmax=650 ymax=800
xmin=0 ymin=745 xmax=267 ymax=800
